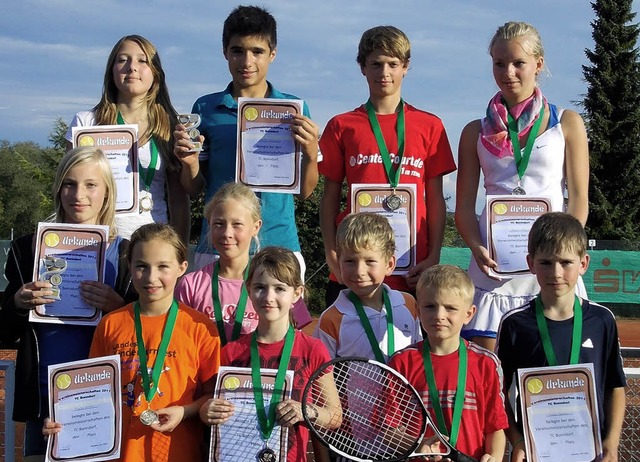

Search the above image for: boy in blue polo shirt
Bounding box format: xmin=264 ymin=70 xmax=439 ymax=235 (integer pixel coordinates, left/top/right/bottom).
xmin=174 ymin=5 xmax=319 ymax=273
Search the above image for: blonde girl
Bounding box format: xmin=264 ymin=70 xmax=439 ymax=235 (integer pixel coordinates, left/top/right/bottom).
xmin=1 ymin=146 xmax=135 ymax=461
xmin=46 ymin=224 xmax=221 ymax=461
xmin=455 ymin=22 xmax=589 ymax=351
xmin=199 ymin=247 xmax=341 ymax=462
xmin=65 ymin=35 xmax=190 ymax=242
xmin=175 ymin=182 xmax=310 ymax=345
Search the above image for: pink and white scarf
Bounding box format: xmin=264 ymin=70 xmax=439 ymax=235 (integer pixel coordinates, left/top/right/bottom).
xmin=480 ymin=87 xmax=548 ymax=158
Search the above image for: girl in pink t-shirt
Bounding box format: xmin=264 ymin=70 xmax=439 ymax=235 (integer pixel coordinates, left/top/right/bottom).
xmin=175 ymin=182 xmax=262 ymax=345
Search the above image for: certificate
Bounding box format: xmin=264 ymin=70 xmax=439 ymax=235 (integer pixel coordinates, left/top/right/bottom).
xmin=518 ymin=364 xmax=602 ymax=461
xmin=29 ymin=223 xmax=108 ymax=326
xmin=72 ymin=125 xmax=139 ymax=214
xmin=46 ymin=355 xmax=122 ymax=462
xmin=236 ymin=98 xmax=303 ymax=194
xmin=209 ymin=366 xmax=294 ymax=462
xmin=351 ymin=184 xmax=417 ymax=275
xmin=486 ymin=195 xmax=551 ymax=278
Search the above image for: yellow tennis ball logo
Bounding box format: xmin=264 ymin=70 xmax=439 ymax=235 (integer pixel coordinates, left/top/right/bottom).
xmin=79 ymin=135 xmax=95 ymax=147
xmin=56 ymin=373 xmax=72 ymax=390
xmin=44 ymin=233 xmax=60 ymax=247
xmin=358 ymin=193 xmax=372 ymax=207
xmin=244 ymin=107 xmax=259 ymax=121
xmin=223 ymin=375 xmax=241 ymax=391
xmin=493 ymin=203 xmax=508 ymax=215
xmin=527 ymin=378 xmax=544 ymax=394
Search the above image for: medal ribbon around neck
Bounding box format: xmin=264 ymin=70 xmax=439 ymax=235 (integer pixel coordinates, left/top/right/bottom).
xmin=365 ymin=99 xmax=405 ymax=190
xmin=422 ymin=338 xmax=467 ymax=448
xmin=347 ymin=289 xmax=395 ymax=363
xmin=134 ymin=300 xmax=179 ymax=405
xmin=211 ymin=261 xmax=250 ymax=346
xmin=250 ymin=326 xmax=295 ymax=441
xmin=535 ymin=295 xmax=583 ymax=366
xmin=506 ymin=104 xmax=544 ymax=185
xmin=117 ymin=112 xmax=158 ymax=192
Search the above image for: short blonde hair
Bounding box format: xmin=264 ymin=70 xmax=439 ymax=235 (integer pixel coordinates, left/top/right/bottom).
xmin=53 ymin=147 xmax=117 ymax=240
xmin=489 ymin=21 xmax=545 ymax=75
xmin=417 ymin=265 xmax=475 ymax=307
xmin=336 ymin=213 xmax=395 ymax=261
xmin=357 ymin=26 xmax=411 ymax=67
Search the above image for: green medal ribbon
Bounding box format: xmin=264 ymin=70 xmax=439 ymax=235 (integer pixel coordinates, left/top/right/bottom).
xmin=365 ymin=99 xmax=405 ymax=189
xmin=506 ymin=104 xmax=544 ymax=184
xmin=535 ymin=295 xmax=583 ymax=366
xmin=347 ymin=289 xmax=395 ymax=363
xmin=211 ymin=261 xmax=250 ymax=346
xmin=250 ymin=326 xmax=295 ymax=441
xmin=117 ymin=112 xmax=158 ymax=192
xmin=134 ymin=300 xmax=179 ymax=404
xmin=422 ymin=338 xmax=467 ymax=448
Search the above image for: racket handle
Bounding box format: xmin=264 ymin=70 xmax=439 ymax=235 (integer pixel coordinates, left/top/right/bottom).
xmin=450 ymin=449 xmax=478 ymax=462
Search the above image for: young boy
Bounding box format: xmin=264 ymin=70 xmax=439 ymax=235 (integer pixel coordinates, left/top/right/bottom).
xmin=319 ymin=25 xmax=456 ymax=303
xmin=388 ymin=265 xmax=508 ymax=461
xmin=496 ymin=212 xmax=626 ymax=462
xmin=174 ymin=5 xmax=319 ymax=273
xmin=314 ymin=212 xmax=421 ymax=362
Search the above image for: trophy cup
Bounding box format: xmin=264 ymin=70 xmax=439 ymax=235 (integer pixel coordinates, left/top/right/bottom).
xmin=178 ymin=113 xmax=203 ymax=152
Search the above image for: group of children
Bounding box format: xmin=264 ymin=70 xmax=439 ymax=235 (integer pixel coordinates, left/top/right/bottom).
xmin=0 ymin=3 xmax=627 ymax=462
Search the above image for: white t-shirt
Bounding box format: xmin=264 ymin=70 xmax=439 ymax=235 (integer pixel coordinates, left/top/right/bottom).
xmin=65 ymin=110 xmax=168 ymax=238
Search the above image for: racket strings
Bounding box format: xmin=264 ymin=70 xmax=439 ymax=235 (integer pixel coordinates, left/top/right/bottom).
xmin=307 ymin=360 xmax=427 ymax=459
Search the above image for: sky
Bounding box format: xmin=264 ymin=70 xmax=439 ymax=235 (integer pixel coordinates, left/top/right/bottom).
xmin=1 ymin=0 xmax=638 ymax=208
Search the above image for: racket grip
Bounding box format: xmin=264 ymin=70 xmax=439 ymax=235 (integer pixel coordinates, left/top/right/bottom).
xmin=450 ymin=449 xmax=478 ymax=462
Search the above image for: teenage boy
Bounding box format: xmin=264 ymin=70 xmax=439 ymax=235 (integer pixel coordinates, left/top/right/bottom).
xmin=313 ymin=212 xmax=422 ymax=363
xmin=319 ymin=25 xmax=456 ymax=304
xmin=496 ymin=212 xmax=626 ymax=462
xmin=388 ymin=265 xmax=508 ymax=461
xmin=174 ymin=5 xmax=319 ymax=273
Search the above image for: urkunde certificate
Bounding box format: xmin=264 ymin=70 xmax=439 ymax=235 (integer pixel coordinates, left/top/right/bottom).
xmin=486 ymin=195 xmax=551 ymax=277
xmin=46 ymin=355 xmax=122 ymax=462
xmin=210 ymin=367 xmax=293 ymax=462
xmin=72 ymin=125 xmax=139 ymax=214
xmin=30 ymin=223 xmax=108 ymax=326
xmin=236 ymin=98 xmax=303 ymax=194
xmin=351 ymin=184 xmax=417 ymax=275
xmin=518 ymin=364 xmax=602 ymax=461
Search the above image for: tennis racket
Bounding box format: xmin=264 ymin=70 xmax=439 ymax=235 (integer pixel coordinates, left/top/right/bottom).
xmin=302 ymin=356 xmax=478 ymax=462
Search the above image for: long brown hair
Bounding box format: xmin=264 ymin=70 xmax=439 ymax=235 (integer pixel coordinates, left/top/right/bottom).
xmin=94 ymin=35 xmax=180 ymax=172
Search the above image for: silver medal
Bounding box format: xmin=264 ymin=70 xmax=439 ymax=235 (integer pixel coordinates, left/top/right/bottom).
xmin=139 ymin=409 xmax=159 ymax=426
xmin=384 ymin=193 xmax=402 ymax=211
xmin=512 ymin=186 xmax=526 ymax=195
xmin=139 ymin=195 xmax=153 ymax=213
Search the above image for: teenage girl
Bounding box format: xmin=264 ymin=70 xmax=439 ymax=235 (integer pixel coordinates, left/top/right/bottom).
xmin=0 ymin=146 xmax=136 ymax=461
xmin=175 ymin=182 xmax=311 ymax=345
xmin=65 ymin=35 xmax=191 ymax=242
xmin=46 ymin=223 xmax=221 ymax=461
xmin=455 ymin=21 xmax=589 ymax=351
xmin=199 ymin=247 xmax=341 ymax=462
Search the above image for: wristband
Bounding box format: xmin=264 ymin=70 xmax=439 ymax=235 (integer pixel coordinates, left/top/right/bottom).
xmin=512 ymin=437 xmax=525 ymax=447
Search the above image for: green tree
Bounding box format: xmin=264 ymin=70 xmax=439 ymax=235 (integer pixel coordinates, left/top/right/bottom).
xmin=0 ymin=141 xmax=62 ymax=238
xmin=582 ymin=0 xmax=640 ymax=241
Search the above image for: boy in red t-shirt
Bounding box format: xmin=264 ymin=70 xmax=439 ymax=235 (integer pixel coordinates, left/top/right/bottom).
xmin=319 ymin=25 xmax=456 ymax=303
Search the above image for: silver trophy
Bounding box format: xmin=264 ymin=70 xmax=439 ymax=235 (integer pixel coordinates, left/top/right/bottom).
xmin=178 ymin=113 xmax=203 ymax=152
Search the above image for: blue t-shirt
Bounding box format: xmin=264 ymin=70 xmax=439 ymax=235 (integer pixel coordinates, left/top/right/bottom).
xmin=192 ymin=82 xmax=309 ymax=255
